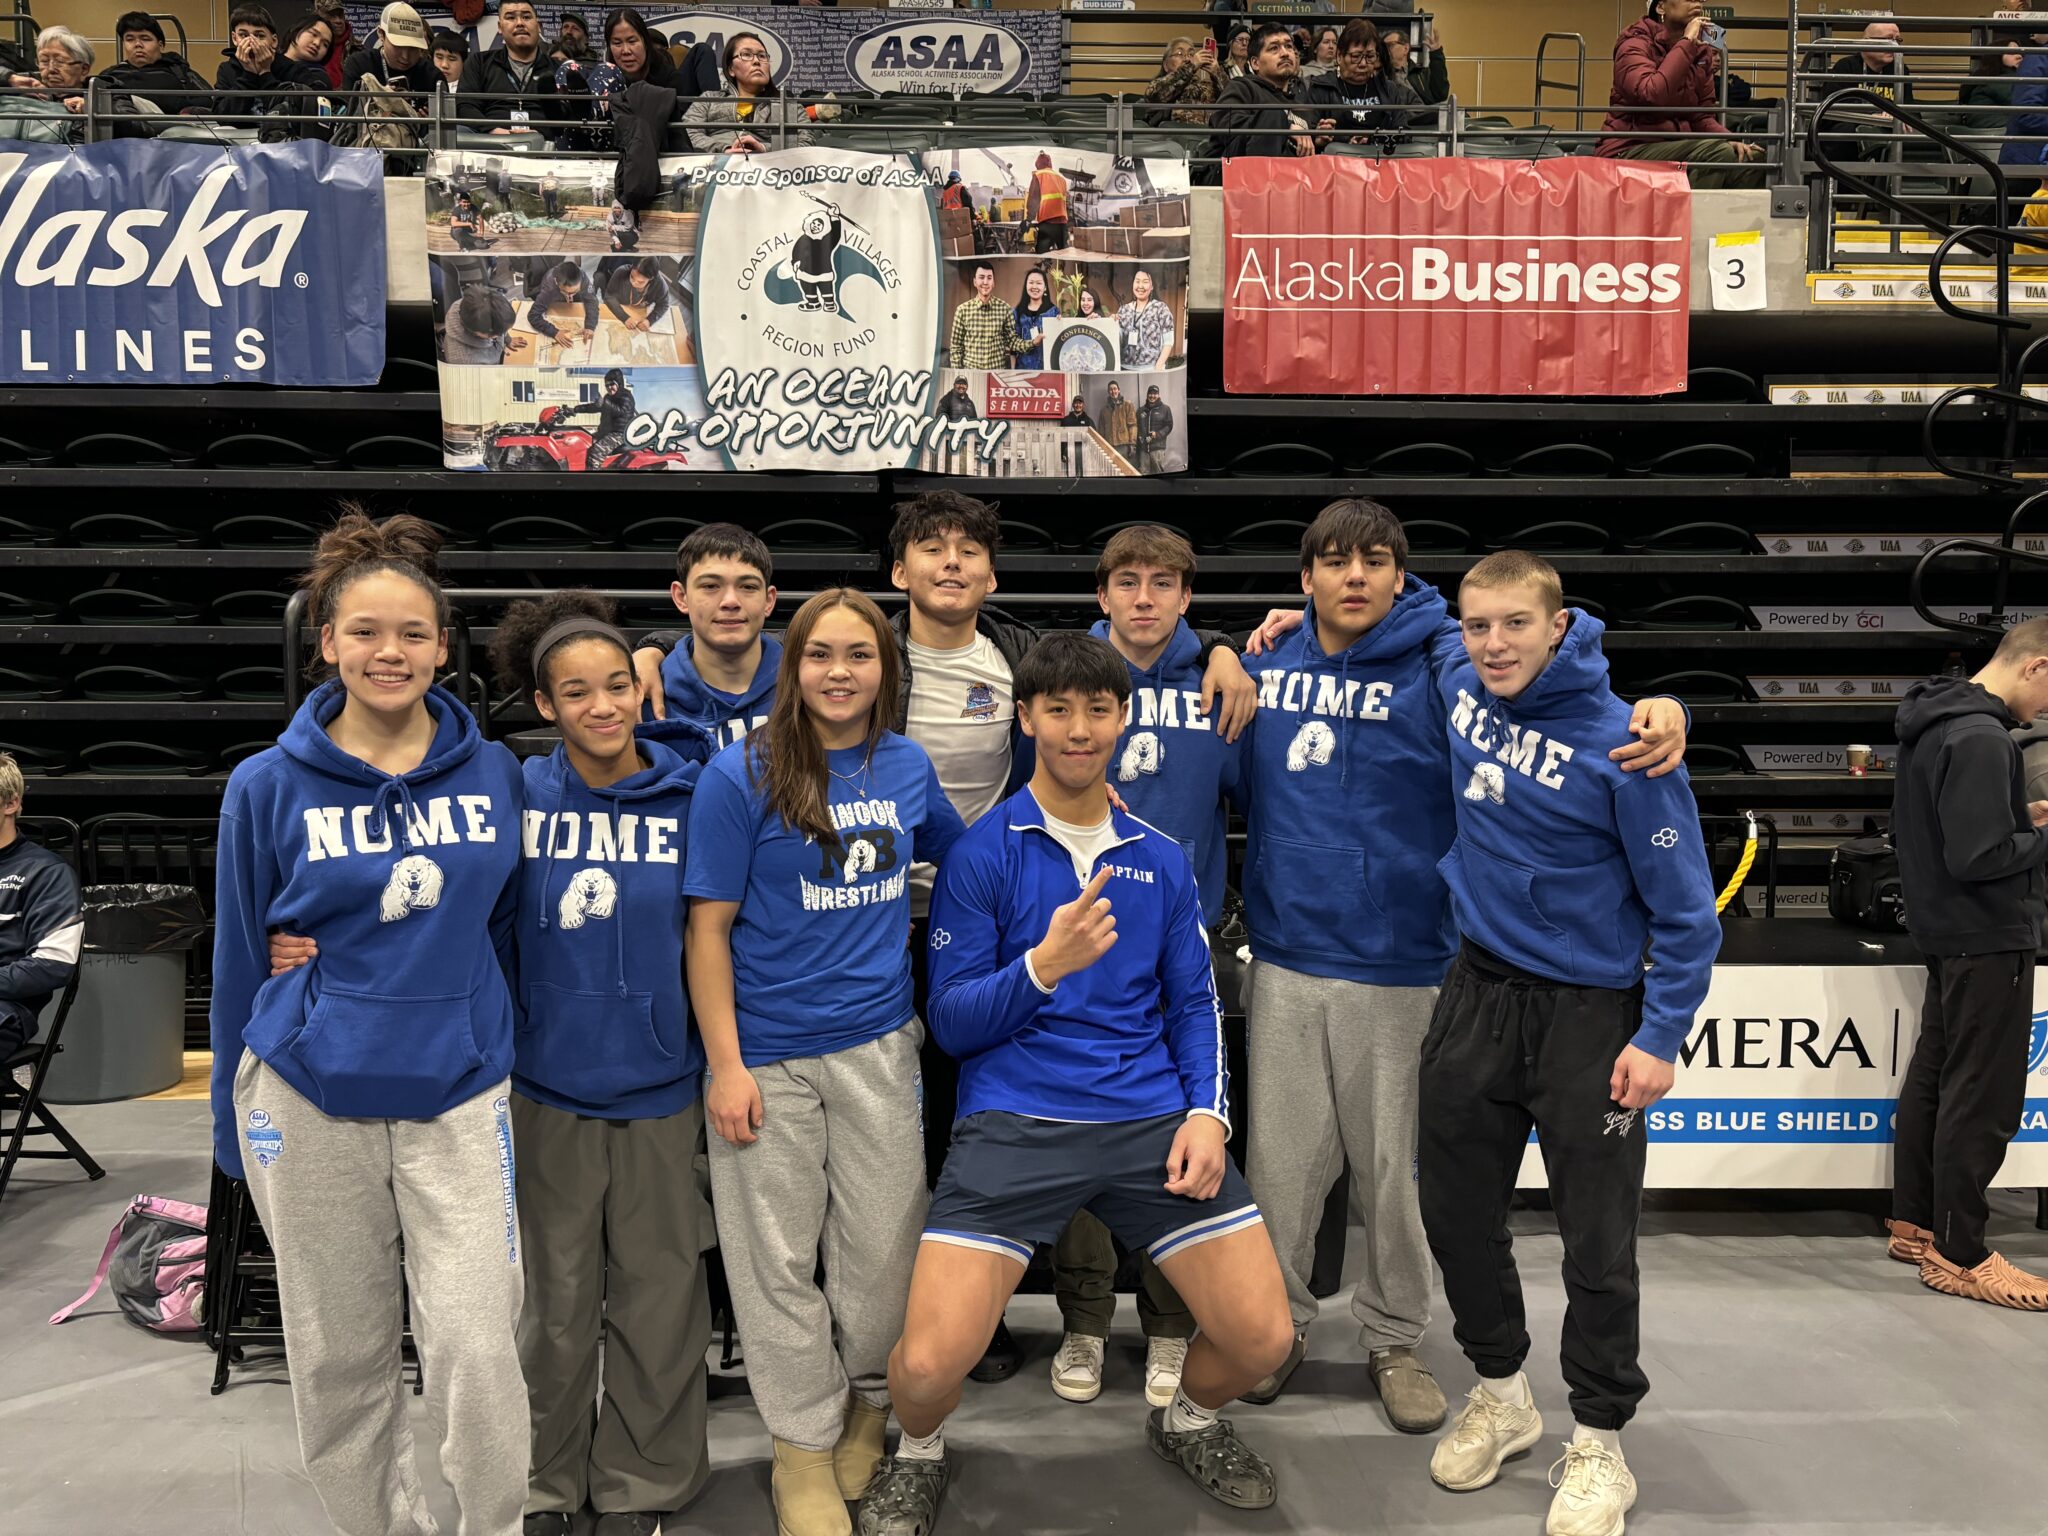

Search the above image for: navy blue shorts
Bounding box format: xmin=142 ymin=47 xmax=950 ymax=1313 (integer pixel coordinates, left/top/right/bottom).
xmin=922 ymin=1111 xmax=1262 ymax=1267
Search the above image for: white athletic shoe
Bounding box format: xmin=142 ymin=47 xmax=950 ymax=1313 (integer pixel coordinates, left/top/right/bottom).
xmin=1429 ymin=1383 xmax=1544 ymax=1492
xmin=1050 ymin=1333 xmax=1105 ymax=1403
xmin=1545 ymin=1439 xmax=1638 ymax=1536
xmin=1143 ymin=1336 xmax=1189 ymax=1408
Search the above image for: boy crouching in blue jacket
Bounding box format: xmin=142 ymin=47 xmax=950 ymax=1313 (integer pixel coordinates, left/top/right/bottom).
xmin=1419 ymin=552 xmax=1719 ymax=1536
xmin=858 ymin=633 xmax=1294 ymax=1536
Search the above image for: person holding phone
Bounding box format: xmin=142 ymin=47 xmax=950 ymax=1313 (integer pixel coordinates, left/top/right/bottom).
xmin=1143 ymin=35 xmax=1225 ymax=127
xmin=1596 ymin=0 xmax=1765 ymax=186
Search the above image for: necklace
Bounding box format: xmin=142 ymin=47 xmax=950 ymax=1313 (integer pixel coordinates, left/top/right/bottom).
xmin=826 ymin=754 xmax=873 ymax=800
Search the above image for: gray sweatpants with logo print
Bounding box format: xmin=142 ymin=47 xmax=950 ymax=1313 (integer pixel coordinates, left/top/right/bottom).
xmin=706 ymin=1020 xmax=929 ymax=1452
xmin=234 ymin=1051 xmax=527 ymax=1536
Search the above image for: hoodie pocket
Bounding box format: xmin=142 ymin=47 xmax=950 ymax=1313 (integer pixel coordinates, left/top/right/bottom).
xmin=517 ymin=980 xmax=674 ymax=1105
xmin=1249 ymin=836 xmax=1383 ymax=958
xmin=1438 ymin=842 xmax=1573 ymax=970
xmin=288 ymin=985 xmax=486 ymax=1117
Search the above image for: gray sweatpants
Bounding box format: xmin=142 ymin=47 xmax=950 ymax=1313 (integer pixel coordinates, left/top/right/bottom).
xmin=234 ymin=1051 xmax=527 ymax=1536
xmin=706 ymin=1020 xmax=929 ymax=1451
xmin=513 ymin=1094 xmax=712 ymax=1518
xmin=1244 ymin=961 xmax=1435 ymax=1349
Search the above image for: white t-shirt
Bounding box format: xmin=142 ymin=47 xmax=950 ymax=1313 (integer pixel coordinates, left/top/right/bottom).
xmin=905 ymin=633 xmax=1015 ymax=917
xmin=1039 ymin=808 xmax=1122 ymax=884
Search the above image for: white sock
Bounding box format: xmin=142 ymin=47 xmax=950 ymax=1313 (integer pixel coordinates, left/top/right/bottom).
xmin=895 ymin=1426 xmax=945 ymax=1463
xmin=1480 ymin=1371 xmax=1532 ymax=1409
xmin=1573 ymin=1424 xmax=1622 ymax=1454
xmin=1165 ymin=1387 xmax=1218 ymax=1434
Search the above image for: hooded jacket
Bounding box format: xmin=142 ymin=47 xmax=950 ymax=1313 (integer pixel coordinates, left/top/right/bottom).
xmin=514 ymin=740 xmax=703 ymax=1118
xmin=1436 ymin=612 xmax=1719 ymax=1061
xmin=1240 ymin=575 xmax=1464 ymax=985
xmin=208 ymin=682 xmax=522 ymax=1178
xmin=1090 ymin=618 xmax=1240 ymax=926
xmin=658 ymin=632 xmax=782 ymax=751
xmin=1206 ymin=71 xmax=1309 ymax=160
xmin=101 ymin=50 xmax=212 ymax=108
xmin=214 ymin=51 xmax=309 ymax=118
xmin=1893 ymin=677 xmax=2048 ymax=954
xmin=1598 ymin=16 xmax=1727 ymax=156
xmin=341 ymin=42 xmax=440 ymax=95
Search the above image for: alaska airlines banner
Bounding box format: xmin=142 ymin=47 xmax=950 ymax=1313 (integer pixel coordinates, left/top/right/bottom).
xmin=426 ymin=145 xmax=1190 ymax=476
xmin=0 ymin=141 xmax=385 ymax=385
xmin=347 ymin=4 xmax=1061 ymax=95
xmin=1223 ymin=156 xmax=1691 ymax=397
xmin=1515 ymin=965 xmax=2048 ymax=1190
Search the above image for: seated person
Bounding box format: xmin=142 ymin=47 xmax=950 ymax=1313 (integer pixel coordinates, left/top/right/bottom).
xmin=214 ymin=5 xmax=307 ymax=120
xmin=0 ymin=754 xmax=83 ymax=1063
xmin=683 ymin=31 xmax=812 ymax=152
xmin=1206 ymin=22 xmax=1315 ymax=161
xmin=275 ymin=11 xmax=336 ymax=87
xmin=1307 ymin=18 xmax=1424 ymax=148
xmin=100 ymin=12 xmax=212 ymax=113
xmin=603 ymin=257 xmax=670 ymax=329
xmin=430 ymin=28 xmax=466 ymax=91
xmin=441 ymin=285 xmax=515 ymax=364
xmin=457 ymin=0 xmax=558 ymax=127
xmin=341 ymin=1 xmax=438 ymax=95
xmin=5 ymin=26 xmax=93 ymax=122
xmin=526 ymin=259 xmax=598 ymax=343
xmin=1596 ymin=0 xmax=1765 ymax=187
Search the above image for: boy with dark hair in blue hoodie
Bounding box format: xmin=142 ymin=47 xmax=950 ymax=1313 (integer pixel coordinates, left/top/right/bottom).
xmin=632 ymin=522 xmax=781 ymax=750
xmin=1420 ymin=551 xmax=1717 ymax=1536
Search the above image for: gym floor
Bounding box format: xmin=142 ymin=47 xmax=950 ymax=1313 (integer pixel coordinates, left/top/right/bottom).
xmin=7 ymin=1100 xmax=2046 ymax=1535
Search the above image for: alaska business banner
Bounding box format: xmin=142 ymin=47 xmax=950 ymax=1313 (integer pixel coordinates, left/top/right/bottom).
xmin=426 ymin=145 xmax=1191 ymax=476
xmin=1223 ymin=156 xmax=1691 ymax=397
xmin=0 ymin=141 xmax=386 ymax=385
xmin=1514 ymin=965 xmax=2048 ymax=1190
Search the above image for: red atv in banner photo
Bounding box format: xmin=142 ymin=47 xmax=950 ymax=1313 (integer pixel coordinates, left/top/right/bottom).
xmin=485 ymin=405 xmax=692 ymax=471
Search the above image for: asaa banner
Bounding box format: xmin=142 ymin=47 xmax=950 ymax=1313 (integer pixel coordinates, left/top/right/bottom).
xmin=0 ymin=140 xmax=386 ymax=385
xmin=1223 ymin=156 xmax=1691 ymax=397
xmin=426 ymin=144 xmax=1189 ymax=475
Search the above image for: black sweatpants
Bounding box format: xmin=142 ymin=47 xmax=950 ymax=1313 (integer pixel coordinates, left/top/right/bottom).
xmin=1891 ymin=950 xmax=2034 ymax=1270
xmin=1418 ymin=943 xmax=1649 ymax=1432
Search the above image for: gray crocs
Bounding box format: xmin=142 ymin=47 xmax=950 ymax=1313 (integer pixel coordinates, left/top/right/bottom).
xmin=1147 ymin=1409 xmax=1278 ymax=1510
xmin=856 ymin=1454 xmax=950 ymax=1536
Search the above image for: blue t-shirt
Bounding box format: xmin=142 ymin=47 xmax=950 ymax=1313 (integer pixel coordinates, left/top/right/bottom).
xmin=683 ymin=730 xmax=967 ymax=1066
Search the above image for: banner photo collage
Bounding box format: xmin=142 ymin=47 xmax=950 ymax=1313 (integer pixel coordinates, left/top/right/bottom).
xmin=426 ymin=146 xmax=1191 ymax=475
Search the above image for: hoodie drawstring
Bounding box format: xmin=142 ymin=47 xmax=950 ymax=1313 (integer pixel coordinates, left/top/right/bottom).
xmin=373 ymin=777 xmax=421 ymax=853
xmin=1338 ymin=649 xmax=1353 ymax=788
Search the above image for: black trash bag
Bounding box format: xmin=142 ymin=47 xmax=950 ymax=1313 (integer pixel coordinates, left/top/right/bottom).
xmin=81 ymin=885 xmax=208 ymax=954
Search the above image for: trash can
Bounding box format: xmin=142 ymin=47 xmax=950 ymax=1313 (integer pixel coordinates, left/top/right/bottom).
xmin=42 ymin=884 xmax=207 ymax=1105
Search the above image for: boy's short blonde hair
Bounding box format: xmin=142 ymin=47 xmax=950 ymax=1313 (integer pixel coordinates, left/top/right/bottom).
xmin=0 ymin=751 xmax=23 ymax=808
xmin=1461 ymin=550 xmax=1564 ymax=616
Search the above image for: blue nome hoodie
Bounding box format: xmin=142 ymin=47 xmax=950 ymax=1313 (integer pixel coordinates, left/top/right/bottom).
xmin=1240 ymin=575 xmax=1464 ymax=985
xmin=209 ymin=682 xmax=522 ymax=1178
xmin=655 ymin=632 xmax=782 ymax=750
xmin=929 ymin=784 xmax=1228 ymax=1127
xmin=1437 ymin=611 xmax=1720 ymax=1060
xmin=515 ymin=738 xmax=705 ymax=1119
xmin=1089 ymin=617 xmax=1242 ymax=926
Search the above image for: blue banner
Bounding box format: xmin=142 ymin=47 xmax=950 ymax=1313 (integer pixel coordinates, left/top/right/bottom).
xmin=0 ymin=141 xmax=387 ymax=385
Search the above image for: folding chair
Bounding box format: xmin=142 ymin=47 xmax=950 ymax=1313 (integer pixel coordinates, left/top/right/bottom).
xmin=0 ymin=968 xmax=102 ymax=1211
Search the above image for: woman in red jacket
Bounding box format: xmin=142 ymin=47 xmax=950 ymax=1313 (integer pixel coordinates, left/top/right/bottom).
xmin=1597 ymin=0 xmax=1764 ymax=186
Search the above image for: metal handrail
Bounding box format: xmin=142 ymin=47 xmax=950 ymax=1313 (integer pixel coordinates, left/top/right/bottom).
xmin=1908 ymin=537 xmax=2048 ymax=638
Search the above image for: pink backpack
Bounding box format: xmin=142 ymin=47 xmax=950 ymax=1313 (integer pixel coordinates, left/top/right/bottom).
xmin=50 ymin=1195 xmax=208 ymax=1333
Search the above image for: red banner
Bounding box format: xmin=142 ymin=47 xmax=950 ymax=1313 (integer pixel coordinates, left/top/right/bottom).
xmin=1223 ymin=156 xmax=1692 ymax=397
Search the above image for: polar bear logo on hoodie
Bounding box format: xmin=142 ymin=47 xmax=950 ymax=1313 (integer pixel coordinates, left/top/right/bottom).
xmin=1285 ymin=720 xmax=1336 ymax=773
xmin=557 ymin=867 xmax=619 ymax=930
xmin=843 ymin=837 xmax=879 ymax=884
xmin=1118 ymin=731 xmax=1161 ymax=783
xmin=1462 ymin=763 xmax=1506 ymax=805
xmin=379 ymin=854 xmax=446 ymax=923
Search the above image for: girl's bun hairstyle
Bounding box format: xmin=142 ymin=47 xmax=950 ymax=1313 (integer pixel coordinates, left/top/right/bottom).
xmin=299 ymin=503 xmax=448 ymax=633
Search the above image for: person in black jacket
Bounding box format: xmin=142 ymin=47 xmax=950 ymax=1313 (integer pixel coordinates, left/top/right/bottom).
xmin=0 ymin=754 xmax=82 ymax=1061
xmin=458 ymin=0 xmax=557 ymax=127
xmin=527 ymin=259 xmax=598 ymax=341
xmin=341 ymin=1 xmax=438 ymax=96
xmin=103 ymin=11 xmax=212 ymax=112
xmin=565 ymin=368 xmax=638 ymax=445
xmin=1307 ymin=19 xmax=1424 ymax=148
xmin=1136 ymin=385 xmax=1174 ymax=474
xmin=215 ymin=5 xmax=308 ymax=121
xmin=1886 ymin=621 xmax=2048 ymax=1312
xmin=1205 ymin=22 xmax=1315 ymax=162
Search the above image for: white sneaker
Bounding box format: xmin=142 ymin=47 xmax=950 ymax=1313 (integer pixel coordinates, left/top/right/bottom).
xmin=1050 ymin=1332 xmax=1105 ymax=1403
xmin=1143 ymin=1336 xmax=1189 ymax=1408
xmin=1545 ymin=1439 xmax=1637 ymax=1536
xmin=1429 ymin=1383 xmax=1544 ymax=1492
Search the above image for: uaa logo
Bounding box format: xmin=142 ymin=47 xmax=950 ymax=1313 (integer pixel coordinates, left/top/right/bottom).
xmin=2029 ymin=1009 xmax=2048 ymax=1075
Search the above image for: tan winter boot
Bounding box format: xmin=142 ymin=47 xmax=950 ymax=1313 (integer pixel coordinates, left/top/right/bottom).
xmin=772 ymin=1438 xmax=852 ymax=1536
xmin=834 ymin=1399 xmax=891 ymax=1501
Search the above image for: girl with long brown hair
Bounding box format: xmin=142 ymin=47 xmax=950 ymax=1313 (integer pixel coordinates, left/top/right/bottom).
xmin=683 ymin=589 xmax=965 ymax=1536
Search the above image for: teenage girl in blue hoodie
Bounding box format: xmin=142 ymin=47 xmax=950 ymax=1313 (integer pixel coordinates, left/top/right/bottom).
xmin=683 ymin=588 xmax=966 ymax=1536
xmin=210 ymin=512 xmax=527 ymax=1536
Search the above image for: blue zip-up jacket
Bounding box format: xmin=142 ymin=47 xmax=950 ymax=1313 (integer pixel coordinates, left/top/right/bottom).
xmin=1437 ymin=611 xmax=1720 ymax=1060
xmin=2004 ymin=46 xmax=2048 ymax=166
xmin=1089 ymin=617 xmax=1241 ymax=926
xmin=515 ymin=739 xmax=705 ymax=1119
xmin=208 ymin=682 xmax=522 ymax=1178
xmin=928 ymin=785 xmax=1229 ymax=1128
xmin=1240 ymin=576 xmax=1464 ymax=985
xmin=654 ymin=632 xmax=782 ymax=751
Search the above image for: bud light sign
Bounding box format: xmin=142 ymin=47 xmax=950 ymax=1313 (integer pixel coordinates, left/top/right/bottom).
xmin=0 ymin=140 xmax=386 ymax=385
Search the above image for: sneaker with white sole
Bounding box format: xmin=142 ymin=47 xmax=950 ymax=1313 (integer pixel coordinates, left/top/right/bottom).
xmin=1545 ymin=1440 xmax=1637 ymax=1536
xmin=1050 ymin=1332 xmax=1105 ymax=1402
xmin=1429 ymin=1383 xmax=1544 ymax=1492
xmin=1144 ymin=1336 xmax=1189 ymax=1408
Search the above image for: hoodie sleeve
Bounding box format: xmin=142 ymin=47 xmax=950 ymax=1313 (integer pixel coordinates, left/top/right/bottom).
xmin=1612 ymin=772 xmax=1721 ymax=1060
xmin=1936 ymin=728 xmax=2048 ymax=882
xmin=209 ymin=797 xmax=280 ymax=1179
xmin=928 ymin=836 xmax=1045 ymax=1060
xmin=1157 ymin=862 xmax=1230 ymax=1130
xmin=1425 ymin=611 xmax=1466 ymax=683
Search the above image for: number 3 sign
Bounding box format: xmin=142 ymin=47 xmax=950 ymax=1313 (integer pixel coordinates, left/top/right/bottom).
xmin=1709 ymin=230 xmax=1767 ymax=312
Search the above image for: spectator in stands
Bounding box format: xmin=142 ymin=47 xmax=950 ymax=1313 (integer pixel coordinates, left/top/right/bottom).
xmin=1208 ymin=21 xmax=1314 ymax=161
xmin=684 ymin=31 xmax=808 ymax=152
xmin=1116 ymin=269 xmax=1175 ymax=369
xmin=1309 ymin=19 xmax=1424 ymax=146
xmin=342 ymin=1 xmax=437 ymax=95
xmin=2000 ymin=29 xmax=2048 ymax=170
xmin=606 ymin=7 xmax=680 ymax=89
xmin=1223 ymin=26 xmax=1252 ymax=81
xmin=431 ymin=29 xmax=467 ymax=91
xmin=1597 ymin=0 xmax=1765 ymax=188
xmin=1012 ymin=267 xmax=1060 ymax=370
xmin=460 ymin=0 xmax=556 ymax=128
xmin=279 ymin=12 xmax=336 ymax=85
xmin=1102 ymin=381 xmax=1138 ymax=464
xmin=442 ymin=284 xmax=515 ymax=363
xmin=0 ymin=754 xmax=81 ymax=1065
xmin=101 ymin=12 xmax=211 ymax=113
xmin=1025 ymin=152 xmax=1071 ymax=252
xmin=937 ymin=377 xmax=980 ymax=423
xmin=1961 ymin=38 xmax=2026 ymax=138
xmin=556 ymin=12 xmax=595 ymax=62
xmin=1137 ymin=385 xmax=1173 ymax=474
xmin=7 ymin=26 xmax=92 ymax=117
xmin=604 ymin=256 xmax=669 ymax=327
xmin=214 ymin=7 xmax=306 ymax=122
xmin=1061 ymin=397 xmax=1092 ymax=427
xmin=1828 ymin=21 xmax=1913 ymax=103
xmin=949 ymin=261 xmax=1018 ymax=369
xmin=528 ymin=259 xmax=598 ymax=344
xmin=315 ymin=0 xmax=351 ymax=88
xmin=1302 ymin=27 xmax=1340 ymax=78
xmin=1381 ymin=24 xmax=1449 ymax=107
xmin=1143 ymin=36 xmax=1225 ymax=128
